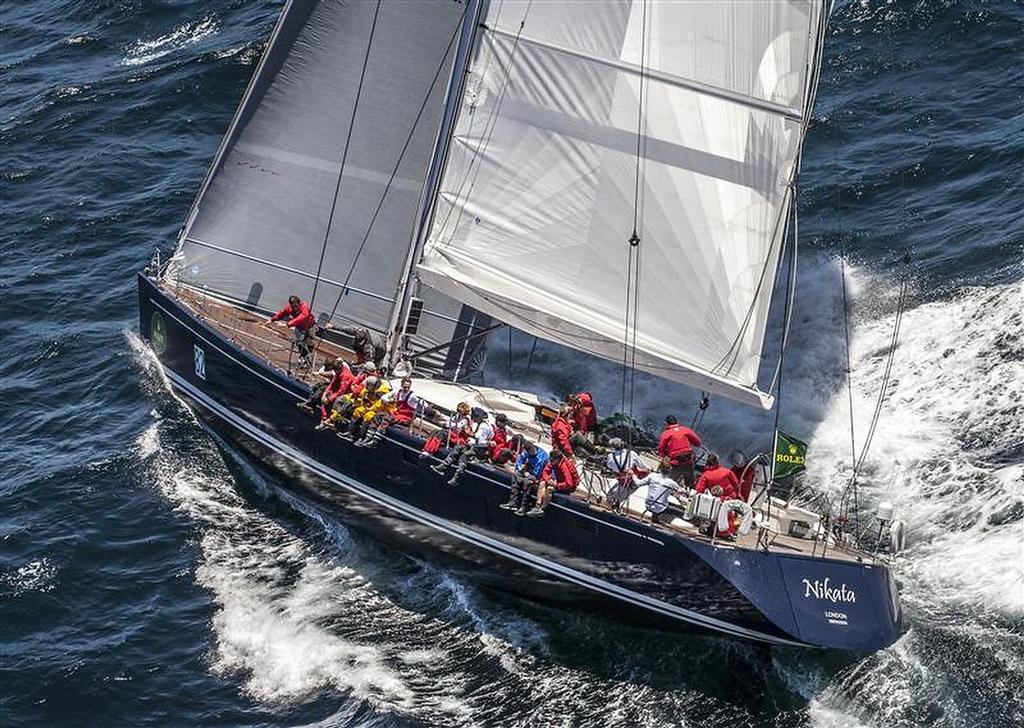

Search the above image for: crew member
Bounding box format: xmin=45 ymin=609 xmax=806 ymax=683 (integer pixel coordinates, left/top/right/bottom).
xmin=493 ymin=432 xmax=526 ymax=466
xmin=657 ymin=415 xmax=702 ymax=488
xmin=633 ymin=464 xmax=681 ymax=524
xmin=729 ymin=451 xmax=756 ymax=502
xmin=339 ymin=376 xmax=389 ymax=441
xmin=526 ymin=450 xmax=580 ymax=517
xmin=489 ymin=413 xmax=512 ymax=460
xmin=328 ymin=363 xmax=376 ymax=426
xmin=337 ymin=325 xmax=383 ymax=367
xmin=356 ymin=377 xmax=421 ymax=448
xmin=302 ymin=358 xmax=350 ymax=421
xmin=604 ymin=437 xmax=645 ymax=509
xmin=499 ymin=441 xmax=549 ymax=514
xmin=550 ymin=404 xmax=575 ymax=455
xmin=567 ymin=392 xmax=599 ymax=454
xmin=694 ymin=453 xmax=740 ymax=501
xmin=267 ymin=295 xmax=317 ymax=368
xmin=568 ymin=392 xmax=598 ymax=435
xmin=420 ymin=402 xmax=472 ymax=460
xmin=434 ymin=407 xmax=493 ymax=486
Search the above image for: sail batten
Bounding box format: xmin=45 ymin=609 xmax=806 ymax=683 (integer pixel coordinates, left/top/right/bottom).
xmin=418 ymin=0 xmax=826 ymax=408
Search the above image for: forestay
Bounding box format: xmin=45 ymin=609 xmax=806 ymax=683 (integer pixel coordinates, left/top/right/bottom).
xmin=418 ymin=0 xmax=828 ymax=408
xmin=166 ymin=0 xmax=473 ymax=359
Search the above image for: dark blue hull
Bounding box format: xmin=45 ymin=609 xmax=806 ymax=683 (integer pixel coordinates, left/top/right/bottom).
xmin=137 ymin=273 xmax=901 ymax=651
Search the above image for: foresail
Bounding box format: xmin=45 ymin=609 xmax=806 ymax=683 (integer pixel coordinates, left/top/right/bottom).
xmin=417 ymin=0 xmax=827 ymax=408
xmin=167 ymin=0 xmax=467 ymax=338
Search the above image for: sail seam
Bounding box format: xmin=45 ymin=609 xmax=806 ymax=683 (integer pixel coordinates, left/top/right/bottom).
xmin=484 ymin=24 xmax=804 ymax=123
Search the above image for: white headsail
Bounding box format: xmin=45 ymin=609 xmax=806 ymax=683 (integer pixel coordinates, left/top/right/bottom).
xmin=417 ymin=0 xmax=828 ymax=408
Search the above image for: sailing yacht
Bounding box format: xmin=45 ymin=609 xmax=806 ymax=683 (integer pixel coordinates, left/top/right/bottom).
xmin=137 ymin=0 xmax=902 ymax=650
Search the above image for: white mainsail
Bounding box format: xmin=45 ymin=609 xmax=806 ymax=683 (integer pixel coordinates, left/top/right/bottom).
xmin=165 ymin=0 xmax=492 ymax=378
xmin=417 ymin=0 xmax=828 ymax=408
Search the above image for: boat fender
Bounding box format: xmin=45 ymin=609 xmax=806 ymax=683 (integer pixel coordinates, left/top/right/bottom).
xmin=889 ymin=518 xmax=907 ymax=553
xmin=718 ymin=500 xmax=753 ymax=536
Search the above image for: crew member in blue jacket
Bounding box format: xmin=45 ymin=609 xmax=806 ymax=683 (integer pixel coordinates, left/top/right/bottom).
xmin=499 ymin=441 xmax=549 ymax=515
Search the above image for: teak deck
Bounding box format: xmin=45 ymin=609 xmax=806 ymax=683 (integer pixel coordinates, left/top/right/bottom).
xmin=168 ymin=283 xmax=870 ymax=565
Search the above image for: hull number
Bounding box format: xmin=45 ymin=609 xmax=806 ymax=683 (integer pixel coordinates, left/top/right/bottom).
xmin=194 ymin=344 xmax=206 ymax=380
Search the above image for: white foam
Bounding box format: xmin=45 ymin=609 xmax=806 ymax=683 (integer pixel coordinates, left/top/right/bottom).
xmin=799 ymin=275 xmax=1024 ymax=726
xmin=121 ymin=16 xmax=218 ymax=66
xmin=805 ymin=277 xmax=1024 ymax=615
xmin=2 ymin=557 xmax=57 ymax=596
xmin=135 ymin=419 xmax=161 ymax=459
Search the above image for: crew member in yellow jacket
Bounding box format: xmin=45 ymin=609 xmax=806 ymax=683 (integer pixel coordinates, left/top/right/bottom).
xmin=339 ymin=377 xmax=391 ymax=442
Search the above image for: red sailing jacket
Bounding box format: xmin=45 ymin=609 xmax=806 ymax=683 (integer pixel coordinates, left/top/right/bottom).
xmin=571 ymin=392 xmax=598 ymax=434
xmin=271 ymin=301 xmax=315 ymax=331
xmin=657 ymin=424 xmax=702 ymax=464
xmin=732 ymin=465 xmax=756 ymax=502
xmin=324 ymin=366 xmax=355 ymax=403
xmin=550 ymin=416 xmax=574 ymax=455
xmin=695 ymin=466 xmax=740 ymax=501
xmin=489 ymin=424 xmax=512 ymax=459
xmin=540 ymin=457 xmax=580 ymax=493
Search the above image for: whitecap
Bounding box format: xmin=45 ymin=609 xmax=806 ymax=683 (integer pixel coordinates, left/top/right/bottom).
xmin=121 ymin=16 xmax=219 ymax=67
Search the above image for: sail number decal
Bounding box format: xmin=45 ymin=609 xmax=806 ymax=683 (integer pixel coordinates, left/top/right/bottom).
xmin=194 ymin=344 xmax=206 ymax=380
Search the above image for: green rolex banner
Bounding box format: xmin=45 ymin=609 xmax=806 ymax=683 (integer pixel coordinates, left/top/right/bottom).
xmin=772 ymin=430 xmax=808 ymax=480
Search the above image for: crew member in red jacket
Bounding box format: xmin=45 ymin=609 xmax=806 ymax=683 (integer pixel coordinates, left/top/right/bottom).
xmin=568 ymin=392 xmax=598 ymax=434
xmin=300 ymin=358 xmax=352 ymax=424
xmin=695 ymin=453 xmax=740 ymax=501
xmin=267 ymin=295 xmax=317 ymax=367
xmin=729 ymin=451 xmax=756 ymax=502
xmin=358 ymin=377 xmax=422 ymax=448
xmin=526 ymin=450 xmax=580 ymax=516
xmin=566 ymin=392 xmax=599 ymax=455
xmin=489 ymin=413 xmax=512 ymax=460
xmin=657 ymin=415 xmax=702 ymax=488
xmin=549 ymin=405 xmax=575 ymax=456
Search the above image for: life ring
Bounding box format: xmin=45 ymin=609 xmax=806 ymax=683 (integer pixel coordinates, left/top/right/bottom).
xmin=717 ymin=500 xmax=754 ymax=536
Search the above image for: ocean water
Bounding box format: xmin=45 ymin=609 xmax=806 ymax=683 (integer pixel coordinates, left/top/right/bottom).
xmin=2 ymin=1 xmax=1022 ymax=726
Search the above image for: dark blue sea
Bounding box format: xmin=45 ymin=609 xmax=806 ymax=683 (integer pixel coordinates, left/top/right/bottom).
xmin=3 ymin=1 xmax=1023 ymax=726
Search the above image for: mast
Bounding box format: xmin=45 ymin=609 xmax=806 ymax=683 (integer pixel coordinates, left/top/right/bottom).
xmin=385 ymin=0 xmax=487 ymax=373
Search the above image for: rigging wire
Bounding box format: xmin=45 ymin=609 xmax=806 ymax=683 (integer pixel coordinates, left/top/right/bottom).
xmin=766 ymin=188 xmax=800 ymax=396
xmin=620 ymin=0 xmax=649 ymax=442
xmin=840 ymin=251 xmax=911 ymax=541
xmin=323 ymin=0 xmax=472 ymax=326
xmin=308 ymin=0 xmax=383 ymax=312
xmin=839 ymin=249 xmax=858 ymax=524
xmin=772 ymin=198 xmax=797 ymax=442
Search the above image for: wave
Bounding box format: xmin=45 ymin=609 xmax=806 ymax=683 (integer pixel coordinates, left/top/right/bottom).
xmin=120 ymin=15 xmax=219 ymax=67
